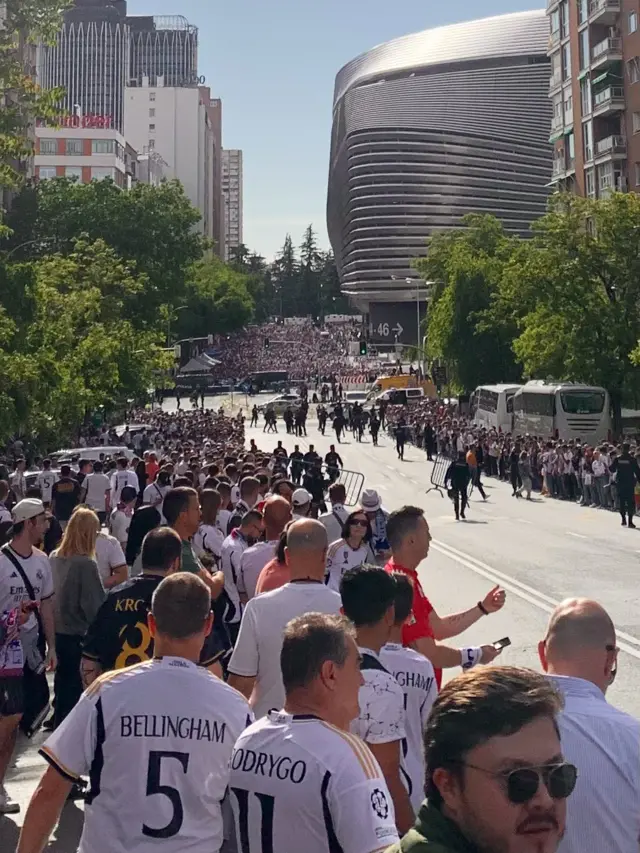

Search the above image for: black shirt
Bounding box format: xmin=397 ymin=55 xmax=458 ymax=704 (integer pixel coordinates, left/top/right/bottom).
xmin=51 ymin=477 xmax=81 ymax=522
xmin=610 ymin=454 xmax=640 ymax=491
xmin=82 ymin=574 xmax=224 ymax=671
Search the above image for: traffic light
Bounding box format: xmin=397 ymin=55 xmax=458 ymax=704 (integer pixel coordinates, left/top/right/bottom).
xmin=359 ymin=339 xmax=368 ymax=356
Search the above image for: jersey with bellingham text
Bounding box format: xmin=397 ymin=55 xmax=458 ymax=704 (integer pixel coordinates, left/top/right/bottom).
xmin=40 ymin=657 xmax=252 ymax=853
xmin=380 ymin=643 xmax=437 ymax=811
xmin=229 ymin=712 xmax=399 ymax=853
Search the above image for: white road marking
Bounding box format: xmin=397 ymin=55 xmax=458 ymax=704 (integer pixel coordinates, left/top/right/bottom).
xmin=386 ymin=465 xmax=395 ymax=471
xmin=431 ymin=538 xmax=640 ymax=661
xmin=517 ymin=518 xmax=534 ymax=525
xmin=566 ymin=532 xmax=587 ymax=539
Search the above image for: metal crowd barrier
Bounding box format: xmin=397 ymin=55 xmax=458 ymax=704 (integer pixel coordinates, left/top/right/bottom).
xmin=426 ymin=454 xmax=474 ymax=499
xmin=296 ymin=462 xmax=365 ymax=507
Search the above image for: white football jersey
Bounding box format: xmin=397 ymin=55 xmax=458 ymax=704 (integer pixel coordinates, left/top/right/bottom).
xmin=324 ymin=540 xmax=370 ymax=592
xmin=229 ymin=712 xmax=399 ymax=853
xmin=380 ymin=643 xmax=437 ymax=811
xmin=37 ymin=470 xmax=58 ymax=503
xmin=40 ymin=657 xmax=252 ymax=853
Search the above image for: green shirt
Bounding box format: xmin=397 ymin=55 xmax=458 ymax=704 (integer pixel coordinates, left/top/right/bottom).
xmin=386 ymin=803 xmax=481 ymax=853
xmin=180 ymin=539 xmax=203 ymax=574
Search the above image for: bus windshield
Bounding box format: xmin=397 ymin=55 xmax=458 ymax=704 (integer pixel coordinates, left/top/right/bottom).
xmin=560 ymin=391 xmax=605 ymax=415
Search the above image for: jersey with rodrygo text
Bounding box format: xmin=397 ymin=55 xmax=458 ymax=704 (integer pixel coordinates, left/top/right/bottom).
xmin=229 ymin=712 xmax=399 ymax=853
xmin=40 ymin=657 xmax=252 ymax=853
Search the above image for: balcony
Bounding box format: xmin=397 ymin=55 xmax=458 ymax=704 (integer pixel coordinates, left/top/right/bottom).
xmin=548 ymin=30 xmax=561 ymax=54
xmin=592 ymin=85 xmax=625 ymax=116
xmin=589 ymin=0 xmax=621 ymax=25
xmin=591 ymin=37 xmax=623 ymax=69
xmin=595 ymin=134 xmax=627 ymax=159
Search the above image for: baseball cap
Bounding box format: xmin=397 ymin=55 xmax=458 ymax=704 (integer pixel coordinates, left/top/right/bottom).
xmin=12 ymin=498 xmax=46 ymax=524
xmin=292 ymin=488 xmax=312 ymax=507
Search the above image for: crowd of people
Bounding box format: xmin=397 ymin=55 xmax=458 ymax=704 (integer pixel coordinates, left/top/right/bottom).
xmin=385 ymin=398 xmax=640 ymax=526
xmin=208 ymin=319 xmax=383 ymax=382
xmin=0 ymin=400 xmax=635 ymax=853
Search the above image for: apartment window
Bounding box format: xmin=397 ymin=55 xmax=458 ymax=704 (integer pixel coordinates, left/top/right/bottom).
xmin=598 ymin=161 xmax=614 ymax=191
xmin=149 ymin=108 xmax=155 ymax=117
xmin=560 ymin=1 xmax=569 ymax=38
xmin=578 ymin=0 xmax=588 ymax=24
xmin=38 ymin=166 xmax=57 ymax=179
xmin=149 ymin=92 xmax=156 ymax=101
xmin=149 ymin=139 xmax=155 ymax=149
xmin=39 ymin=138 xmax=57 ymax=155
xmin=564 ymin=91 xmax=573 ymax=123
xmin=583 ymin=120 xmax=594 ymax=162
xmin=65 ymin=138 xmax=83 ymax=155
xmin=562 ymin=43 xmax=572 ymax=80
xmin=149 ymin=124 xmax=156 ymax=132
xmin=633 ymin=112 xmax=640 ymax=133
xmin=579 ymin=29 xmax=590 ymax=71
xmin=630 ymin=11 xmax=638 ymax=33
xmin=550 ymin=9 xmax=561 ymax=40
xmin=567 ymin=130 xmax=576 ymax=164
xmin=91 ymin=139 xmax=115 ymax=155
xmin=65 ymin=166 xmax=83 ymax=180
xmin=91 ymin=167 xmax=114 ymax=181
xmin=580 ymin=77 xmax=592 ymax=116
xmin=635 ymin=163 xmax=640 ymax=186
xmin=628 ymin=57 xmax=640 ymax=84
xmin=585 ymin=167 xmax=596 ymax=198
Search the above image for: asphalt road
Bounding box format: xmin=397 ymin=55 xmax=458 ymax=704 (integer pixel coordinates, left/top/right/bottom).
xmin=3 ymin=398 xmax=638 ymax=850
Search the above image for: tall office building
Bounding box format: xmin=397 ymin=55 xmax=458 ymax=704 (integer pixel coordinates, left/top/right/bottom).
xmin=124 ymin=82 xmax=216 ymax=241
xmin=37 ymin=0 xmax=129 ymax=132
xmin=547 ymin=0 xmax=640 ymax=197
xmin=207 ymin=97 xmax=225 ymax=257
xmin=327 ymin=11 xmax=551 ymax=315
xmin=127 ymin=14 xmax=198 ymax=88
xmin=222 ymin=149 xmax=243 ymax=261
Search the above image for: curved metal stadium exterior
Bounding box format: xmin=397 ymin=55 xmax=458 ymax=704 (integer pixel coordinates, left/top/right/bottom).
xmin=327 ymin=10 xmax=552 ymax=307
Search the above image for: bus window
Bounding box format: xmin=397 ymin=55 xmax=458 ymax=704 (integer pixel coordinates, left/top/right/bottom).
xmin=560 ymin=391 xmax=605 ymax=414
xmin=506 ymin=394 xmax=514 ymax=414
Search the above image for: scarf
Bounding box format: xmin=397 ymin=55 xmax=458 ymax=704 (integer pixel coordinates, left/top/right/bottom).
xmin=371 ymin=509 xmax=389 ymax=551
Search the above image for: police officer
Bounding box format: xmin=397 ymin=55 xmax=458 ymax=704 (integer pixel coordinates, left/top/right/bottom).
xmin=445 ymin=451 xmax=471 ymax=521
xmin=609 ymin=443 xmax=640 ymax=528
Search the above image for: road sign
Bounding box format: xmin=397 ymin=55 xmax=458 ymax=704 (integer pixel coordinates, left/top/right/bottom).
xmin=369 ymin=302 xmax=426 ymax=346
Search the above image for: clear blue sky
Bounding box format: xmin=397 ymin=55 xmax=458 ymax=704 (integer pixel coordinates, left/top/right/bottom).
xmin=127 ymin=0 xmax=539 ymax=259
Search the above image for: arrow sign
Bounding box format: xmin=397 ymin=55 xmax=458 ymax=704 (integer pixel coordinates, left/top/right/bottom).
xmin=392 ymin=323 xmax=404 ymax=336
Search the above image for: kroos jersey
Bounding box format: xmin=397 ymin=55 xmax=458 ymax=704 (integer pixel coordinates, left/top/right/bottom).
xmin=40 ymin=657 xmax=252 ymax=853
xmin=229 ymin=712 xmax=399 ymax=853
xmin=380 ymin=643 xmax=437 ymax=811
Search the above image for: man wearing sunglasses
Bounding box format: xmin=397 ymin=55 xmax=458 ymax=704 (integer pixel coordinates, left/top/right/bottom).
xmin=387 ymin=666 xmax=575 ymax=853
xmin=539 ymin=598 xmax=639 ymax=853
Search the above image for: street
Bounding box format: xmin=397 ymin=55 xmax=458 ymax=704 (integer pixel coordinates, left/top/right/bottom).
xmin=2 ymin=400 xmax=639 ymax=851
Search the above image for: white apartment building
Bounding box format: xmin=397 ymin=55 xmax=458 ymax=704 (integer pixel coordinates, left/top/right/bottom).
xmin=34 ymin=124 xmax=137 ymax=187
xmin=221 ymin=148 xmax=243 ymax=261
xmin=124 ymin=81 xmax=214 ymax=240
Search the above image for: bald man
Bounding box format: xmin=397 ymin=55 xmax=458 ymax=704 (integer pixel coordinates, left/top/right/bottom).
xmin=228 ymin=519 xmax=341 ymax=717
xmin=238 ymin=496 xmax=292 ymax=601
xmin=539 ymin=598 xmax=640 ymax=853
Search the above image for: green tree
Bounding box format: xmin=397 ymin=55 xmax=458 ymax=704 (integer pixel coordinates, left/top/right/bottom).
xmin=4 ymin=178 xmax=206 ymax=321
xmin=175 ymin=257 xmax=254 ymax=340
xmin=415 ymin=214 xmax=520 ymax=392
xmin=299 ymin=224 xmax=322 ymax=319
xmin=0 ymin=0 xmax=68 ymax=212
xmin=487 ymin=193 xmax=640 ymax=433
xmin=271 ymin=234 xmax=298 ymax=318
xmin=0 ymin=238 xmax=169 ymax=446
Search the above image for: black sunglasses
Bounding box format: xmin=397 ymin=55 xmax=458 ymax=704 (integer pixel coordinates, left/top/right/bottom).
xmin=462 ymin=761 xmax=577 ymax=805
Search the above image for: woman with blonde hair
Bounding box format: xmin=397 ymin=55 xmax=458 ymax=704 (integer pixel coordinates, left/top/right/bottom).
xmin=50 ymin=506 xmax=105 ymax=730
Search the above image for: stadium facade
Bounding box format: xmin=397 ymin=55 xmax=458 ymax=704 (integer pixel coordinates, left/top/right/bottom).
xmin=327 ymin=10 xmax=553 ymax=310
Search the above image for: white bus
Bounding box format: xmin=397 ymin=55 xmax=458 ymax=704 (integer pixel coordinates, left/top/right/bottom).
xmin=512 ymin=381 xmax=611 ymax=443
xmin=470 ymin=385 xmax=521 ymax=433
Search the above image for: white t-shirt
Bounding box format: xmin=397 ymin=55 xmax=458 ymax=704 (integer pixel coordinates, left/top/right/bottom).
xmin=351 ymin=647 xmax=406 ymax=747
xmin=220 ymin=532 xmax=249 ymax=626
xmin=193 ymin=525 xmax=224 ymax=562
xmin=0 ymin=545 xmax=54 ymax=632
xmin=142 ymin=483 xmax=171 ymax=522
xmin=0 ymin=503 xmax=11 ymax=525
xmin=229 ymin=712 xmax=399 ymax=853
xmin=37 ymin=470 xmax=58 ymax=504
xmin=10 ymin=470 xmax=26 ymax=500
xmin=216 ymin=510 xmax=231 ymax=536
xmin=324 ymin=539 xmax=369 ymax=593
xmin=239 ymin=540 xmax=278 ymax=601
xmin=40 ymin=657 xmax=252 ymax=853
xmin=95 ymin=533 xmax=127 ymax=583
xmin=109 ymin=509 xmax=131 ymax=549
xmin=83 ymin=472 xmax=112 ymax=512
xmin=228 ymin=583 xmax=341 ymax=719
xmin=110 ymin=470 xmax=139 ymax=504
xmin=380 ymin=643 xmax=437 ymax=811
xmin=318 ymin=505 xmax=349 ymax=545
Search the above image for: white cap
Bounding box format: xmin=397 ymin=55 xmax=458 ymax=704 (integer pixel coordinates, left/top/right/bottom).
xmin=292 ymin=488 xmax=312 ymax=507
xmin=12 ymin=499 xmax=46 ymax=523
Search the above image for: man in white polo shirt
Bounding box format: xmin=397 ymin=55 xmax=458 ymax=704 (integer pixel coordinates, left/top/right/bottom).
xmin=228 ymin=519 xmax=340 ymax=718
xmin=238 ymin=496 xmax=290 ymax=602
